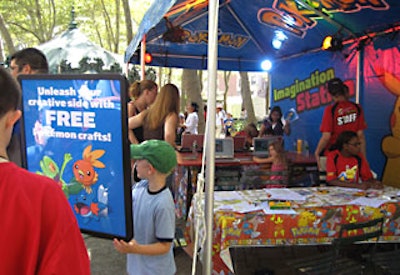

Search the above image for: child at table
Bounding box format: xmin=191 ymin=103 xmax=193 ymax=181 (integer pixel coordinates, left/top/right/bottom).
xmin=253 ymin=140 xmax=288 ymax=188
xmin=113 ymin=140 xmax=177 ymax=275
xmin=326 ymin=130 xmax=382 ymax=190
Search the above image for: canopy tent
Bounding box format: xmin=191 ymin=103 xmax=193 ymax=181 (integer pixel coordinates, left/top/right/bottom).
xmin=38 ymin=21 xmax=123 ymax=74
xmin=125 ymin=1 xmax=400 ymax=274
xmin=125 ymin=0 xmax=400 ymax=72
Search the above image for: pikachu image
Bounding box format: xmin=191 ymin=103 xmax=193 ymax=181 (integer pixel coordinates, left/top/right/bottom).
xmin=378 ymin=70 xmax=400 ymax=187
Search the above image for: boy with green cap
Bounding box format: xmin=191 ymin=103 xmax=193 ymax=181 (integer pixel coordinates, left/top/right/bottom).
xmin=113 ymin=139 xmax=177 ymax=275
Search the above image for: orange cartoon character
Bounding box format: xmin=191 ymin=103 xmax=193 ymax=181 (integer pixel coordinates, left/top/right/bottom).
xmin=73 ymin=145 xmax=105 ymax=193
xmin=72 ymin=145 xmax=107 ymax=221
xmin=377 ymin=69 xmax=400 ymax=187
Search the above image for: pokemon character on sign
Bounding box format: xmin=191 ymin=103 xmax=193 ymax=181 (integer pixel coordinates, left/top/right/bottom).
xmin=72 ymin=145 xmax=108 ymax=222
xmin=36 ymin=153 xmax=83 ymax=198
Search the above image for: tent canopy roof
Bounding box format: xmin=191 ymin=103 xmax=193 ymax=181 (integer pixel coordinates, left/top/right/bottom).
xmin=38 ymin=27 xmax=123 ymax=73
xmin=125 ymin=0 xmax=400 ymax=71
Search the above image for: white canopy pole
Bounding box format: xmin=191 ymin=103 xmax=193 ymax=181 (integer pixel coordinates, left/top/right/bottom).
xmin=203 ymin=0 xmax=219 ymax=274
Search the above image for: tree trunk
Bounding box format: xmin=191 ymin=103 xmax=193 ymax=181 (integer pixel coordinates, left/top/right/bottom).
xmin=167 ymin=68 xmax=172 ymax=83
xmin=239 ymin=71 xmax=257 ymax=125
xmin=113 ymin=0 xmax=120 ymax=53
xmin=182 ymin=69 xmax=205 ymax=133
xmin=121 ymin=0 xmax=133 ymax=45
xmin=223 ymin=71 xmax=231 ymax=109
xmin=0 ymin=12 xmax=16 ymax=54
xmin=100 ymin=0 xmax=116 ymax=51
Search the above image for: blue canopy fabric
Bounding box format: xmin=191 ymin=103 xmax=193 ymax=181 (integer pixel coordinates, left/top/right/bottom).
xmin=125 ymin=0 xmax=400 ymax=71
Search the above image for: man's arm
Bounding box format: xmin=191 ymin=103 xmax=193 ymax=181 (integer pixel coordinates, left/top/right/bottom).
xmin=314 ymin=132 xmax=331 ymax=168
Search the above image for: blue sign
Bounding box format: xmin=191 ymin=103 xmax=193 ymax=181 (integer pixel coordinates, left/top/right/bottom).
xmin=19 ymin=74 xmax=132 ymax=241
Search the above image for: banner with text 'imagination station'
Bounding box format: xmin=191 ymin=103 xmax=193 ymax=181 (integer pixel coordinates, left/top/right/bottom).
xmin=19 ymin=74 xmax=133 ymax=241
xmin=271 ymin=44 xmax=398 ymax=183
xmin=271 ymin=50 xmax=357 ymax=154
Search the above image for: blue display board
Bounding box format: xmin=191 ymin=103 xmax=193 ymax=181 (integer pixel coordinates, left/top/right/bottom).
xmin=19 ymin=74 xmax=132 ymax=241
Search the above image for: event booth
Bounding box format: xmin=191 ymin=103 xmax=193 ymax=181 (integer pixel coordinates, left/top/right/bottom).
xmin=125 ymin=0 xmax=400 ymax=186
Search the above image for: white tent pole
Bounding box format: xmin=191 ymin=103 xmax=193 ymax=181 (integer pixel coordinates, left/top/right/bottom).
xmin=203 ymin=0 xmax=218 ymax=274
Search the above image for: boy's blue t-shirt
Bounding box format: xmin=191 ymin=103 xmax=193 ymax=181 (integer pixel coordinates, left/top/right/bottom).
xmin=127 ymin=180 xmax=176 ymax=275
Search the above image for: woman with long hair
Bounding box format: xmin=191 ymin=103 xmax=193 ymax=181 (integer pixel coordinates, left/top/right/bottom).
xmin=127 ymin=80 xmax=158 ymax=144
xmin=253 ymin=140 xmax=289 ymax=188
xmin=259 ymin=106 xmax=290 ymax=137
xmin=129 ymin=83 xmax=180 ymax=147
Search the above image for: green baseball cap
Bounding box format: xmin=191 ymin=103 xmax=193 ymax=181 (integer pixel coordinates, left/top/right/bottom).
xmin=130 ymin=140 xmax=177 ymax=174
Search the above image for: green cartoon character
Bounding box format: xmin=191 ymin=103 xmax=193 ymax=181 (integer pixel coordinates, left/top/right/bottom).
xmin=36 ymin=153 xmax=82 ymax=198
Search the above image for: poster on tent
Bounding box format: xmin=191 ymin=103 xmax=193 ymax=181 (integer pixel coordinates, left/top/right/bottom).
xmin=271 ymin=46 xmax=397 ymax=181
xmin=18 ymin=74 xmax=133 ymax=241
xmin=271 ymin=51 xmax=357 ymax=153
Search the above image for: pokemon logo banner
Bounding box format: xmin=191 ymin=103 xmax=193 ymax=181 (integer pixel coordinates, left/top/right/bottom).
xmin=125 ymin=0 xmax=399 ymax=71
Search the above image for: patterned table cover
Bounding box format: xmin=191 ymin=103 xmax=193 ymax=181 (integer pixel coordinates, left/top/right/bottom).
xmin=185 ymin=186 xmax=400 ymax=274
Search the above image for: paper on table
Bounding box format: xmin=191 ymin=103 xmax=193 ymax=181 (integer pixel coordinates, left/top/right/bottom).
xmin=349 ymin=197 xmax=388 ymax=208
xmin=214 ymin=191 xmax=264 ymax=213
xmin=214 ymin=190 xmax=242 ymax=201
xmin=265 ymin=188 xmax=306 ymax=201
xmin=214 ymin=200 xmax=263 ymax=213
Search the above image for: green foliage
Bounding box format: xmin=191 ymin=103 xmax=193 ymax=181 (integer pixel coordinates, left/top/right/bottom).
xmin=127 ymin=66 xmax=157 ymax=83
xmin=0 ymin=0 xmax=71 ymax=47
xmin=0 ymin=0 xmax=155 ymax=79
xmin=0 ymin=0 xmax=154 ymax=56
xmin=59 ymin=57 xmax=122 ymax=74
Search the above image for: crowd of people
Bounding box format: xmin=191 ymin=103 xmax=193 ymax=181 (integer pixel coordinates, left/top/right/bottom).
xmin=0 ymin=46 xmax=385 ymax=275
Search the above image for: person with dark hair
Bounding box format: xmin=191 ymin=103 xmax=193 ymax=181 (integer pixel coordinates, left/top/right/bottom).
xmin=127 ymin=80 xmax=158 ymax=144
xmin=314 ymin=77 xmax=367 ymax=169
xmin=0 ymin=67 xmax=90 ymax=274
xmin=224 ymin=112 xmax=234 ymax=136
xmin=259 ymin=106 xmax=290 ymax=137
xmin=326 ymin=130 xmax=382 ymax=189
xmin=176 ymin=113 xmax=186 ymax=145
xmin=9 ymin=47 xmax=49 ymax=77
xmin=235 ymin=122 xmax=259 ymax=149
xmin=8 ymin=47 xmax=49 ymax=167
xmin=182 ymin=101 xmax=199 ymax=134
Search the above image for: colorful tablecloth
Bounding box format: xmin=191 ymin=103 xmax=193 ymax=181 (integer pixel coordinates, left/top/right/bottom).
xmin=186 ymin=186 xmax=400 ymax=274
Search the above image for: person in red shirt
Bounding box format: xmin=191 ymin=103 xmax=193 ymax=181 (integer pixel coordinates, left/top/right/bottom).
xmin=0 ymin=67 xmax=90 ymax=274
xmin=314 ymin=78 xmax=367 ymax=168
xmin=326 ymin=131 xmax=382 ymax=190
